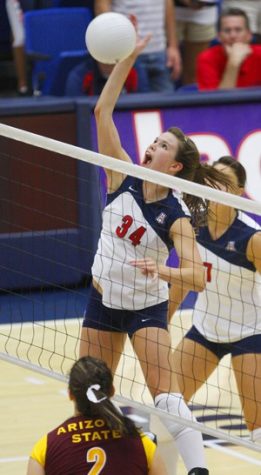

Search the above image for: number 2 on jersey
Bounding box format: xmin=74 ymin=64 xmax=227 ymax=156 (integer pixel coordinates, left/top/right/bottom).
xmin=116 ymin=215 xmax=146 ymax=246
xmin=87 ymin=447 xmax=106 ymax=474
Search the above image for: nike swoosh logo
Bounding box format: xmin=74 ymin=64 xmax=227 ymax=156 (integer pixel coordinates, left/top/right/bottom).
xmin=128 ymin=186 xmax=137 ymax=192
xmin=141 ymin=318 xmax=150 ymax=323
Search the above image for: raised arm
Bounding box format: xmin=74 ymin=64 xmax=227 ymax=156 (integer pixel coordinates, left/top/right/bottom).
xmin=94 ymin=29 xmax=151 ymax=192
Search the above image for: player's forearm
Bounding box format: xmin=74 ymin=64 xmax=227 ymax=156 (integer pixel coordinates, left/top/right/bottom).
xmin=168 ymin=284 xmax=189 ymax=322
xmin=95 ymin=52 xmax=137 ymax=116
xmin=218 ymin=62 xmax=240 ymax=89
xmin=158 ymin=264 xmax=206 ymax=292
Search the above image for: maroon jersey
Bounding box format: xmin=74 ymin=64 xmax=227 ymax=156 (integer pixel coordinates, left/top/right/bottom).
xmin=31 ymin=415 xmax=155 ymax=474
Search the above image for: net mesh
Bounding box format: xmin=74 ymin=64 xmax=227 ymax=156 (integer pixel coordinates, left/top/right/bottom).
xmin=0 ymin=123 xmax=261 ymax=453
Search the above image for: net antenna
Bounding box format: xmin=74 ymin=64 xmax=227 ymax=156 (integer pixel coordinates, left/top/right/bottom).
xmin=0 ymin=124 xmax=261 ymax=454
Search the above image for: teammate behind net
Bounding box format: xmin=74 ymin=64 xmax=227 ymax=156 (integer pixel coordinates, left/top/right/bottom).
xmin=171 ymin=156 xmax=261 ymax=446
xmin=79 ymin=25 xmax=233 ymax=475
xmin=27 ymin=355 xmax=166 ymax=475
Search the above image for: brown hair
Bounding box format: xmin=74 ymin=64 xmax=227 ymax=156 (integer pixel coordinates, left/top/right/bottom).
xmin=217 ymin=8 xmax=250 ymax=32
xmin=214 ymin=155 xmax=247 ymax=188
xmin=168 ymin=127 xmax=233 ymax=226
xmin=69 ymin=356 xmax=139 ymax=436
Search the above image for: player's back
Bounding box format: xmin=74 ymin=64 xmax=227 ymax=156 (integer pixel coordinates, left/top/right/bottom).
xmin=32 ymin=415 xmax=154 ymax=474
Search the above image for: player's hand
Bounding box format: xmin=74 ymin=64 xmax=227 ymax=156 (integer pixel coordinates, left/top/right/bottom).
xmin=129 ymin=258 xmax=158 ymax=278
xmin=225 ymin=43 xmax=251 ymax=67
xmin=128 ymin=14 xmax=152 ymax=57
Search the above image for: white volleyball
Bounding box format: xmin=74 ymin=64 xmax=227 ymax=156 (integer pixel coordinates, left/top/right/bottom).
xmin=85 ymin=12 xmax=136 ymax=64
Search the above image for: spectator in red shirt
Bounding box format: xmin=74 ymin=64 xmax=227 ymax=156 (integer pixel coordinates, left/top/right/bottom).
xmin=197 ymin=8 xmax=261 ymax=90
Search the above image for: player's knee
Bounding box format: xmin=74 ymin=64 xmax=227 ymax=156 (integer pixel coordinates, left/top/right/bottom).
xmin=154 ymin=392 xmax=194 ymax=438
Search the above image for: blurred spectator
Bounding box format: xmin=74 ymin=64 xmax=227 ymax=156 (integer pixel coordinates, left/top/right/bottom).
xmin=174 ymin=0 xmax=219 ymax=85
xmin=197 ymin=8 xmax=261 ymax=90
xmin=65 ymin=0 xmax=182 ymax=95
xmin=65 ymin=57 xmax=139 ymax=96
xmin=94 ymin=1 xmax=182 ymax=93
xmin=222 ymin=1 xmax=261 ymax=43
xmin=5 ymin=0 xmax=29 ymax=95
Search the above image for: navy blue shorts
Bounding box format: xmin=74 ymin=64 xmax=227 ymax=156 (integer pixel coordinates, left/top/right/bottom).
xmin=82 ymin=284 xmax=168 ymax=338
xmin=185 ymin=325 xmax=261 ymax=359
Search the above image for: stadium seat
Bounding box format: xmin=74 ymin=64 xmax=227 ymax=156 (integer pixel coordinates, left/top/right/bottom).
xmin=24 ymin=7 xmax=93 ymax=95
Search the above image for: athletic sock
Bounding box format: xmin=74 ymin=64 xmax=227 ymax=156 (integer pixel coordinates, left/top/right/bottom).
xmin=155 ymin=392 xmax=208 ymax=473
xmin=251 ymin=427 xmax=261 ymax=445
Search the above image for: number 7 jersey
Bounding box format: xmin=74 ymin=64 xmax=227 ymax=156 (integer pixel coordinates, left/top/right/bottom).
xmin=194 ymin=212 xmax=261 ymax=343
xmin=92 ymin=176 xmax=190 ymax=310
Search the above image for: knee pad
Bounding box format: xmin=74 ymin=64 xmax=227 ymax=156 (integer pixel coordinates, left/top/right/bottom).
xmin=155 ymin=392 xmax=194 ymax=437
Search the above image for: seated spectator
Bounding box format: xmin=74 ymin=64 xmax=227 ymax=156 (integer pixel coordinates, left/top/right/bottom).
xmin=222 ymin=1 xmax=261 ymax=43
xmin=174 ymin=0 xmax=219 ymax=85
xmin=65 ymin=58 xmax=139 ymax=96
xmin=66 ymin=0 xmax=182 ymax=96
xmin=93 ymin=0 xmax=181 ymax=93
xmin=197 ymin=8 xmax=261 ymax=90
xmin=5 ymin=0 xmax=29 ymax=95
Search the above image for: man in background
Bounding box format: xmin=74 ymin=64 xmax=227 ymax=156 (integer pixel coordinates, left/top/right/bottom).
xmin=197 ymin=8 xmax=261 ymax=90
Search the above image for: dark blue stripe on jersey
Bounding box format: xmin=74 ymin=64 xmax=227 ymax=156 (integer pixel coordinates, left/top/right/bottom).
xmin=197 ymin=215 xmax=258 ymax=271
xmin=107 ymin=175 xmax=189 ymax=250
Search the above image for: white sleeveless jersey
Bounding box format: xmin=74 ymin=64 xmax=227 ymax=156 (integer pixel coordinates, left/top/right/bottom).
xmin=92 ymin=176 xmax=190 ymax=310
xmin=194 ymin=212 xmax=261 ymax=342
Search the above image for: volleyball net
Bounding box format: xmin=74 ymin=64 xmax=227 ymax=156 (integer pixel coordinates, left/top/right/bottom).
xmin=0 ymin=123 xmax=261 ymax=453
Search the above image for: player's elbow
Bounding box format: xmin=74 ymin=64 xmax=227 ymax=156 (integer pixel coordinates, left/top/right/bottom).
xmin=94 ymin=102 xmax=103 ymax=119
xmin=194 ymin=265 xmax=206 ymax=292
xmin=94 ymin=102 xmax=112 ymax=128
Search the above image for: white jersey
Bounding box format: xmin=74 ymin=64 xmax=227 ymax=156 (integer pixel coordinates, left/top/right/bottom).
xmin=92 ymin=176 xmax=190 ymax=310
xmin=194 ymin=212 xmax=261 ymax=343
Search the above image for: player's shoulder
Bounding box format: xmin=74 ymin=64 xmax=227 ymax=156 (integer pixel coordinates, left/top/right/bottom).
xmin=169 ymin=190 xmax=190 ymax=217
xmin=236 ymin=211 xmax=260 ymax=232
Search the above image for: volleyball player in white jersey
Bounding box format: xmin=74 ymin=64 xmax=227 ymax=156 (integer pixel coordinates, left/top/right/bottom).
xmin=80 ymin=31 xmax=232 ymax=475
xmin=172 ymin=156 xmax=261 ymax=445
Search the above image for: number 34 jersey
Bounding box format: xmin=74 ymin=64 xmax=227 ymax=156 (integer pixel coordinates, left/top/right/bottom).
xmin=92 ymin=176 xmax=190 ymax=310
xmin=194 ymin=212 xmax=261 ymax=343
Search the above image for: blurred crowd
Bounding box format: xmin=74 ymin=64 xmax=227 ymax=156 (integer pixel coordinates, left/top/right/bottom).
xmin=1 ymin=0 xmax=261 ymax=97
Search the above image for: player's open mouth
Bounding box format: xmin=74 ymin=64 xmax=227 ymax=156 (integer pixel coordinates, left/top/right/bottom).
xmin=142 ymin=152 xmax=152 ymax=165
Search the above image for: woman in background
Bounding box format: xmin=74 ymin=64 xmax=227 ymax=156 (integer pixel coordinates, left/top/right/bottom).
xmin=171 ymin=156 xmax=261 ymax=445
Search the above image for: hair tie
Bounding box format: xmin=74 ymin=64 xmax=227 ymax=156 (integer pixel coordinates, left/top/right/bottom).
xmin=86 ymin=384 xmax=107 ymax=404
